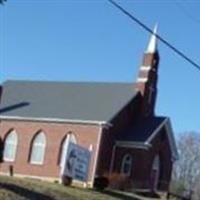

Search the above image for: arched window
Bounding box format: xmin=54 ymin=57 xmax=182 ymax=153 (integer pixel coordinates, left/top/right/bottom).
xmin=59 ymin=133 xmax=77 ymax=167
xmin=30 ymin=132 xmax=46 ymax=165
xmin=152 ymin=155 xmax=160 ymax=171
xmin=121 ymin=154 xmax=132 ymax=176
xmin=3 ymin=130 xmax=18 ymax=162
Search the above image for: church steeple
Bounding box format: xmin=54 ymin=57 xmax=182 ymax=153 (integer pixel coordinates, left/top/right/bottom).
xmin=146 ymin=24 xmax=158 ymax=54
xmin=135 ymin=24 xmax=160 ymax=117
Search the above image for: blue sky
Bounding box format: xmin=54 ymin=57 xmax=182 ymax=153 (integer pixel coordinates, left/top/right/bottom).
xmin=0 ymin=0 xmax=200 ymax=135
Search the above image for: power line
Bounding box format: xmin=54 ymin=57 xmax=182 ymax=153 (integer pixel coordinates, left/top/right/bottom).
xmin=0 ymin=0 xmax=6 ymax=5
xmin=108 ymin=0 xmax=200 ymax=73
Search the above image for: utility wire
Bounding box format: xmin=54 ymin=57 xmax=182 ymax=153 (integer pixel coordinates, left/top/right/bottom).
xmin=108 ymin=0 xmax=200 ymax=73
xmin=0 ymin=0 xmax=6 ymax=5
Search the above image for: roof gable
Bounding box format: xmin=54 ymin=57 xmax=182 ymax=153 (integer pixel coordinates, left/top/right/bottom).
xmin=117 ymin=117 xmax=178 ymax=161
xmin=117 ymin=117 xmax=166 ymax=142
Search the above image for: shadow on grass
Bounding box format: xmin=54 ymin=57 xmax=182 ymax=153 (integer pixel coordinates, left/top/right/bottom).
xmin=97 ymin=189 xmax=140 ymax=200
xmin=135 ymin=191 xmax=161 ymax=198
xmin=0 ymin=182 xmax=55 ymax=200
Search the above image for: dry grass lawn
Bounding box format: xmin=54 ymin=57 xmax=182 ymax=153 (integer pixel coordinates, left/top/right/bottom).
xmin=0 ymin=175 xmax=139 ymax=200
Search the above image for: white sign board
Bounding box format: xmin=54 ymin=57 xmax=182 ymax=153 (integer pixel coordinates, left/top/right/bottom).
xmin=63 ymin=142 xmax=91 ymax=182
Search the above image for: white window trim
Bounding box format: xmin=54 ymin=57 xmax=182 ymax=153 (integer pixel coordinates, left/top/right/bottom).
xmin=60 ymin=133 xmax=77 ymax=175
xmin=152 ymin=155 xmax=160 ymax=170
xmin=4 ymin=157 xmax=16 ymax=162
xmin=59 ymin=137 xmax=69 ymax=166
xmin=30 ymin=132 xmax=46 ymax=165
xmin=30 ymin=160 xmax=44 ymax=165
xmin=3 ymin=130 xmax=18 ymax=162
xmin=120 ymin=154 xmax=133 ymax=177
xmin=30 ymin=144 xmax=46 ymax=165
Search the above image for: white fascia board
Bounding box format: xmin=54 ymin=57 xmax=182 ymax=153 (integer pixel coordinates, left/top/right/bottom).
xmin=140 ymin=65 xmax=151 ymax=71
xmin=0 ymin=115 xmax=110 ymax=126
xmin=146 ymin=118 xmax=168 ymax=144
xmin=145 ymin=117 xmax=179 ymax=162
xmin=116 ymin=141 xmax=151 ymax=150
xmin=164 ymin=119 xmax=179 ymax=161
xmin=137 ymin=77 xmax=148 ymax=82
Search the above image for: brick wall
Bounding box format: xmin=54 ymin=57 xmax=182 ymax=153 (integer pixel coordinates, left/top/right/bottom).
xmin=111 ymin=126 xmax=173 ymax=191
xmin=0 ymin=119 xmax=100 ymax=184
xmin=150 ymin=127 xmax=173 ymax=190
xmin=96 ymin=94 xmax=142 ymax=176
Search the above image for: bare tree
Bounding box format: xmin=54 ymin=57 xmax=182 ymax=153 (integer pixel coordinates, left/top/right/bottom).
xmin=172 ymin=132 xmax=200 ymax=199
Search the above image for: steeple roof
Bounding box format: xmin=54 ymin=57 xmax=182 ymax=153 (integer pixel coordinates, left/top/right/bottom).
xmin=146 ymin=24 xmax=158 ymax=53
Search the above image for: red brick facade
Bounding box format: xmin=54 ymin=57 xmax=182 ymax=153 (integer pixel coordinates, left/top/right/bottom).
xmin=0 ymin=94 xmax=174 ymax=191
xmin=0 ymin=120 xmax=100 ymax=185
xmin=95 ymin=92 xmax=173 ymax=191
xmin=111 ymin=127 xmax=172 ymax=190
xmin=96 ymin=94 xmax=141 ymax=176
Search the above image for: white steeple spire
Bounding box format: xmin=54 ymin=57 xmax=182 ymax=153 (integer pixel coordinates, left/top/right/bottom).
xmin=146 ymin=23 xmax=158 ymax=53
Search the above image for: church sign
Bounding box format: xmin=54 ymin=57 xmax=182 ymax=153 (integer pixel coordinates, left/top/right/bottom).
xmin=63 ymin=142 xmax=91 ymax=182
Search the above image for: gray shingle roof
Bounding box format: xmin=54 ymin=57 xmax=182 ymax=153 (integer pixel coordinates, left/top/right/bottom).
xmin=117 ymin=117 xmax=167 ymax=142
xmin=0 ymin=80 xmax=138 ymax=123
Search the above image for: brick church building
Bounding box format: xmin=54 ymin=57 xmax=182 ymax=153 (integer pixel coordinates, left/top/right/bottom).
xmin=0 ymin=26 xmax=178 ymax=191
